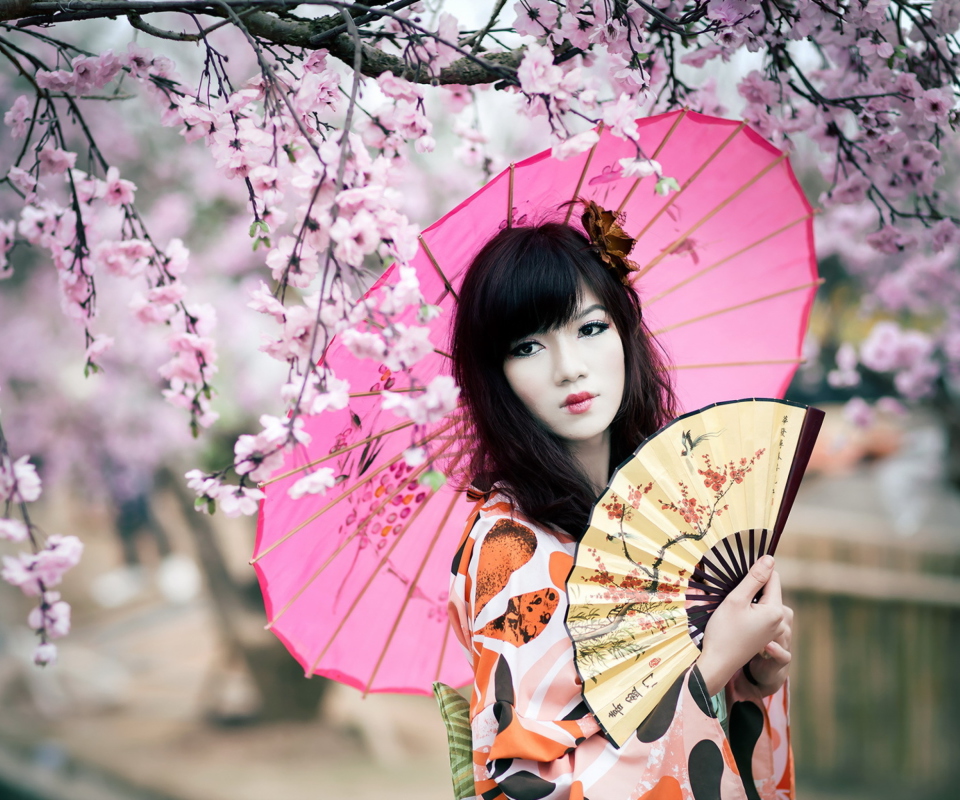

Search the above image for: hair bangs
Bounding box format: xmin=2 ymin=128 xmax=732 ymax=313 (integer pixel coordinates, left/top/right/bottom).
xmin=480 ymin=230 xmax=597 ymax=359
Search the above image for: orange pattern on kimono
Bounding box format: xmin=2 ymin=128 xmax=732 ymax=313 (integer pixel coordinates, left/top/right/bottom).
xmin=448 ymin=493 xmax=796 ymax=800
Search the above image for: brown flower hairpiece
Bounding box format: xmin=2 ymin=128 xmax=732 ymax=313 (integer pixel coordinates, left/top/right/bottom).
xmin=579 ymin=199 xmax=639 ymax=285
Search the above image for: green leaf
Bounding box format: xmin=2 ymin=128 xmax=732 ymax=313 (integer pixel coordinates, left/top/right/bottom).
xmin=419 ymin=470 xmax=446 ymax=492
xmin=655 ymin=176 xmax=680 ymax=196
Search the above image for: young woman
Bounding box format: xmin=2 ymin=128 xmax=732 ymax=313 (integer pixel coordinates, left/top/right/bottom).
xmin=448 ymin=220 xmax=794 ymax=800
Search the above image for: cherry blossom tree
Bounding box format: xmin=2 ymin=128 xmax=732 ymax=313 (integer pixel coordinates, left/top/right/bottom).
xmin=1 ymin=0 xmax=959 ymax=664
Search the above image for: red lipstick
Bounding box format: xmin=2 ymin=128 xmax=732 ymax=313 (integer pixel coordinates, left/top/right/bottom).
xmin=563 ymin=392 xmax=595 ymax=414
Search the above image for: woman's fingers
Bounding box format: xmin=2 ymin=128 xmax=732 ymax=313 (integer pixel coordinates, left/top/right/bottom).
xmin=728 ymin=555 xmax=774 ymax=605
xmin=761 ymin=640 xmax=792 ymax=666
xmin=757 ymin=567 xmax=782 ymax=606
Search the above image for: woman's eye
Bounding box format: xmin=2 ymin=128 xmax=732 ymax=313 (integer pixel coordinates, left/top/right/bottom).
xmin=579 ymin=321 xmax=610 ymax=338
xmin=509 ymin=341 xmax=542 ymax=358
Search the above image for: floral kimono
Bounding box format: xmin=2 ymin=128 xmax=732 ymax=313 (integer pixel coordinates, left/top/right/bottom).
xmin=448 ymin=493 xmax=795 ymax=800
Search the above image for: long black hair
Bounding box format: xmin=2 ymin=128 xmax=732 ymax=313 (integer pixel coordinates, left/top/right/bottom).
xmin=451 ymin=221 xmax=677 ymax=537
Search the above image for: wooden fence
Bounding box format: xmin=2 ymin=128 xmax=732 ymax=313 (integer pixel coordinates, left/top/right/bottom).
xmin=778 ymin=505 xmax=960 ymax=799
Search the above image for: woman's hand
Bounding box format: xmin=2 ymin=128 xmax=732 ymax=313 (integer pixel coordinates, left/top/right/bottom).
xmin=696 ymin=555 xmax=793 ymax=696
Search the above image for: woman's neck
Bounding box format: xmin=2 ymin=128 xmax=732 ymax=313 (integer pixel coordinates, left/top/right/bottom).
xmin=566 ymin=429 xmax=611 ymax=496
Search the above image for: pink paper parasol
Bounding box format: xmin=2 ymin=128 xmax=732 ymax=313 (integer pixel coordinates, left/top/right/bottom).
xmin=253 ymin=109 xmax=819 ymax=695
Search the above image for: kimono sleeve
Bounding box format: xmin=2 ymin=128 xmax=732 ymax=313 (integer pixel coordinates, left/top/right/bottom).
xmin=454 ymin=511 xmax=602 ymax=800
xmin=725 ymin=673 xmax=795 ymax=799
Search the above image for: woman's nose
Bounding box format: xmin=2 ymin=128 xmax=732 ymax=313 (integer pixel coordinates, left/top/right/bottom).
xmin=553 ymin=338 xmax=588 ymax=384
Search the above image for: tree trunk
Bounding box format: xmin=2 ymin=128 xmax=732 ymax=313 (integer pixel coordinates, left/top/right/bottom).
xmin=156 ymin=467 xmax=328 ymax=722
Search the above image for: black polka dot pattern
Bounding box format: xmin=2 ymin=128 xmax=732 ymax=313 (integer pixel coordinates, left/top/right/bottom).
xmin=688 ymin=739 xmax=724 ymax=800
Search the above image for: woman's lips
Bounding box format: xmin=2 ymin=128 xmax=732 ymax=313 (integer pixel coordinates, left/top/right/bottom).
xmin=563 ymin=392 xmax=595 ymax=415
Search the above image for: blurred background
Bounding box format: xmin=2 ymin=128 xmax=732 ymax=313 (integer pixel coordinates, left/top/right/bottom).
xmin=1 ymin=9 xmax=959 ymax=800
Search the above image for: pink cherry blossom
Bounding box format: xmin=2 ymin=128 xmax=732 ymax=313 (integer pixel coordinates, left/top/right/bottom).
xmin=28 ymin=592 xmax=72 ymax=639
xmin=85 ymin=334 xmax=114 ymax=363
xmin=860 ymin=321 xmax=933 ymax=374
xmin=738 ymin=70 xmax=780 ymax=105
xmin=857 ymin=38 xmax=894 ymax=60
xmin=383 ymin=324 xmax=434 ymax=371
xmin=843 ymin=397 xmax=875 ymax=429
xmin=93 ymin=240 xmax=150 ymax=277
xmin=103 ymin=166 xmax=136 ymax=206
xmin=517 ymin=43 xmax=563 ymax=95
xmin=330 ymin=210 xmax=380 ymax=267
xmin=866 ymin=225 xmax=918 ymax=254
xmin=35 ymin=69 xmax=76 ymax=92
xmin=33 ymin=535 xmax=84 ymax=587
xmin=931 ymin=219 xmax=960 ymax=252
xmin=217 ymin=485 xmax=265 ymax=518
xmin=381 ymin=375 xmax=460 ymax=425
xmin=917 ymin=87 xmax=953 ymax=123
xmin=1 ymin=552 xmax=42 ymax=596
xmin=513 ymin=0 xmax=560 ymax=38
xmin=130 ymin=292 xmax=174 ymax=324
xmin=706 ymin=0 xmax=759 ymax=27
xmin=248 ymin=280 xmax=287 ymax=321
xmin=7 ymin=166 xmax=37 ymax=195
xmin=306 ymin=375 xmax=350 ymax=414
xmin=341 ymin=328 xmax=387 ymax=361
xmin=37 ymin=146 xmax=77 ymax=176
xmin=4 ymin=95 xmax=30 ymax=138
xmin=827 ymin=343 xmax=860 ymax=388
xmin=122 ymin=42 xmax=155 ymax=79
xmin=288 ymin=467 xmax=337 ymax=499
xmin=619 ymin=157 xmax=661 ymax=178
xmin=0 ymin=220 xmax=15 ymax=278
xmin=602 ymin=94 xmax=640 ymax=140
xmin=302 ymin=49 xmax=329 ymax=74
xmin=825 ymin=172 xmax=871 ymax=206
xmin=0 ymin=455 xmax=42 ymax=503
xmin=185 ymin=469 xmax=224 ymax=501
xmin=379 ymin=265 xmax=423 ymax=316
xmin=378 ymin=72 xmax=423 ymax=102
xmin=0 ymin=518 xmax=28 ymax=542
xmin=552 ymin=129 xmax=600 ymax=161
xmin=34 ymin=643 xmax=58 ymax=666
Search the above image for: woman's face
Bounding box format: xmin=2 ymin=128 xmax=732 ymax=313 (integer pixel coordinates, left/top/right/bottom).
xmin=503 ymin=284 xmax=626 ymax=451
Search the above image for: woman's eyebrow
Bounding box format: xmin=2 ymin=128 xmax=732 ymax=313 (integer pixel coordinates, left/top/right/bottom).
xmin=576 ymin=303 xmax=607 ymax=319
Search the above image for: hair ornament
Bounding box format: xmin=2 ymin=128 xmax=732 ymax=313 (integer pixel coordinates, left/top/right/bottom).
xmin=579 ymin=199 xmax=639 ymax=286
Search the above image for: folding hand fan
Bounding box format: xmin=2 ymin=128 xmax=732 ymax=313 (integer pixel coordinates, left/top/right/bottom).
xmin=565 ymin=398 xmax=824 ymax=747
